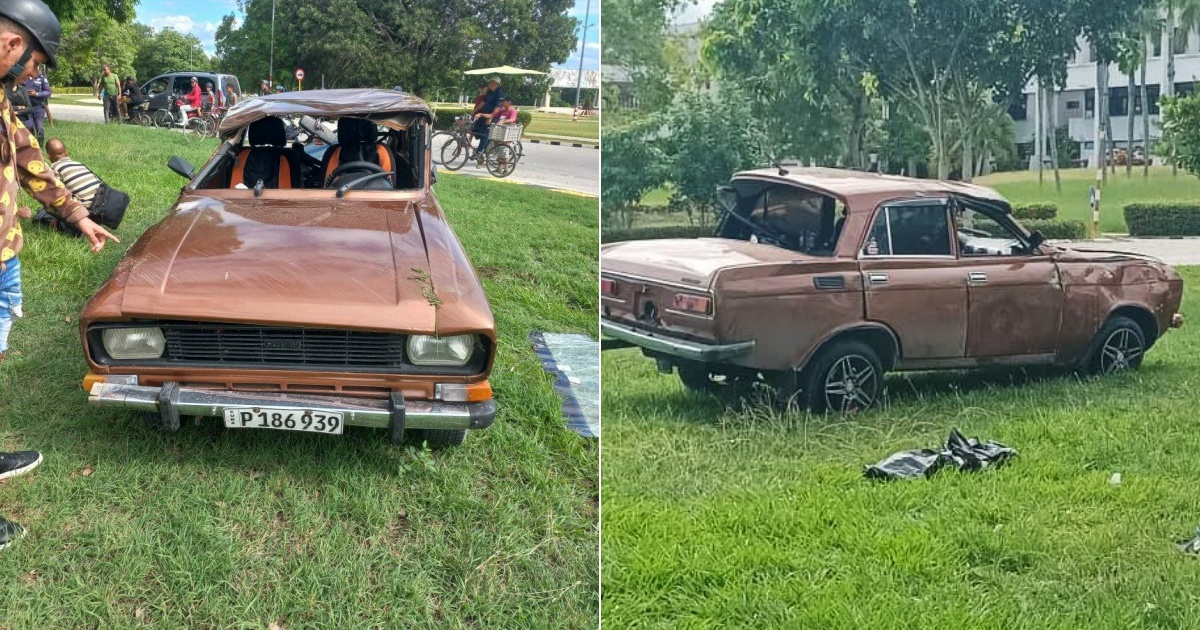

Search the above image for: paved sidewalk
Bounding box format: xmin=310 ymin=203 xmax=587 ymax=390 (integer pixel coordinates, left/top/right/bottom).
xmin=1060 ymin=236 xmax=1200 ymax=265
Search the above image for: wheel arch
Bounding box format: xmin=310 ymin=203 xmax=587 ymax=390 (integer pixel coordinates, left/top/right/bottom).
xmin=1106 ymin=303 xmax=1159 ymax=346
xmin=797 ymin=322 xmax=901 ymax=374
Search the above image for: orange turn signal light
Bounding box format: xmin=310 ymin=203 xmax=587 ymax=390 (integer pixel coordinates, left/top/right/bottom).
xmin=437 ymin=380 xmax=493 ymax=402
xmin=82 ymin=372 xmax=105 ymax=392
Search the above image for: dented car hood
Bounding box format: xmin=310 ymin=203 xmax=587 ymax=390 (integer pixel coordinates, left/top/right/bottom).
xmin=601 ymin=237 xmax=820 ymax=287
xmin=107 ymin=195 xmax=493 ymax=336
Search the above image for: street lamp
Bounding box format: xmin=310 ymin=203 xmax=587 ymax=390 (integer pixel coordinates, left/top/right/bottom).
xmin=269 ymin=0 xmax=276 ymax=88
xmin=573 ymin=0 xmax=594 ymax=110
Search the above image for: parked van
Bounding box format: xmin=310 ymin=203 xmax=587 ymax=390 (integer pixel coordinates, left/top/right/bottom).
xmin=140 ymin=72 xmax=242 ymax=114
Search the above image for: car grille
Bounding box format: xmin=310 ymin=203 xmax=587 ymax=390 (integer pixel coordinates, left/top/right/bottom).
xmin=162 ymin=322 xmax=407 ymax=370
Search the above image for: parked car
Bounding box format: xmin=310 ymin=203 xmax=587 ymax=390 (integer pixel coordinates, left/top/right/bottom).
xmin=600 ymin=167 xmax=1184 ymax=412
xmin=141 ymin=71 xmax=242 ymax=115
xmin=82 ymin=89 xmax=496 ymax=446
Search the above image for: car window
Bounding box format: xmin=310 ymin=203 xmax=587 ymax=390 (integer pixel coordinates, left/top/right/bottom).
xmin=173 ymin=76 xmax=192 ymax=94
xmin=716 ymin=184 xmax=841 ymax=255
xmin=862 ymin=203 xmax=953 ymax=257
xmin=956 ymin=208 xmax=1027 ymax=257
xmin=145 ymin=78 xmax=168 ymax=95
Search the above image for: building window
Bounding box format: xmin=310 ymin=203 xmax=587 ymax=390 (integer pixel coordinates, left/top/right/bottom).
xmin=1008 ymin=98 xmax=1027 ymax=121
xmin=1066 ymin=100 xmax=1080 ymax=110
xmin=1148 ymin=84 xmax=1161 ymax=114
xmin=1109 ymin=87 xmax=1129 ymax=116
xmin=1174 ymin=27 xmax=1189 ymax=55
xmin=1153 ymin=29 xmax=1163 ymax=57
xmin=1177 ymin=81 xmax=1195 ymax=97
xmin=1085 ymin=90 xmax=1095 ymax=116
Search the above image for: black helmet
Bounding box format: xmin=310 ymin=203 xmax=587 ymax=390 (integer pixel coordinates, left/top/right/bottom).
xmin=0 ymin=0 xmax=62 ymax=69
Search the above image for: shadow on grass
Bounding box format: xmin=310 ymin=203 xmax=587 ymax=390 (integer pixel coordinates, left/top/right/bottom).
xmin=611 ymin=361 xmax=1155 ymax=428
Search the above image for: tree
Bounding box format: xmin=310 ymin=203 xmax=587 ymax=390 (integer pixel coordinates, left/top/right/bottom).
xmin=213 ymin=0 xmax=577 ymax=99
xmin=53 ymin=16 xmax=139 ymax=86
xmin=601 ymin=117 xmax=668 ymax=229
xmin=601 ymin=0 xmax=681 ymax=114
xmin=133 ymin=27 xmax=212 ymax=82
xmin=46 ymin=0 xmax=137 ymax=24
xmin=1158 ymin=93 xmax=1200 ymax=176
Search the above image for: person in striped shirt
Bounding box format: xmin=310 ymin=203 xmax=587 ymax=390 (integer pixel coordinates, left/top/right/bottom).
xmin=45 ymin=138 xmax=100 ymax=207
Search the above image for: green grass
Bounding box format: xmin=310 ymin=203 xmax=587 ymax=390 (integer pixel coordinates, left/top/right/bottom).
xmin=525 ymin=112 xmax=599 ymax=141
xmin=602 ymin=267 xmax=1200 ymax=628
xmin=0 ymin=120 xmax=598 ymax=627
xmin=978 ymin=166 xmax=1200 ymax=233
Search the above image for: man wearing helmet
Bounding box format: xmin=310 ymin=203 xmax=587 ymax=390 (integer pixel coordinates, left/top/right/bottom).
xmin=0 ymin=0 xmax=120 ymax=550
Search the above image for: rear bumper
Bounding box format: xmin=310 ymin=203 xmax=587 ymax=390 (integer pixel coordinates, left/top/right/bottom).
xmin=87 ymin=381 xmax=496 ymax=431
xmin=600 ymin=319 xmax=754 ymax=362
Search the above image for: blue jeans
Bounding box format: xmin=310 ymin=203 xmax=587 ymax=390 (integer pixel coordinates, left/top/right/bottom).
xmin=0 ymin=257 xmax=22 ymax=354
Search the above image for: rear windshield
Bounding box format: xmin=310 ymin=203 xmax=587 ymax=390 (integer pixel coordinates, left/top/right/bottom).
xmin=716 ymin=181 xmax=846 ymax=255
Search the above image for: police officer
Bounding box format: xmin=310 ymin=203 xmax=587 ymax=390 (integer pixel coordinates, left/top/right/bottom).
xmin=19 ymin=62 xmax=47 ymax=144
xmin=0 ymin=0 xmax=120 ymax=551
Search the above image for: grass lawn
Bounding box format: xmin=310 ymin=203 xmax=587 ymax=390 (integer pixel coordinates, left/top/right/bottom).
xmin=978 ymin=166 xmax=1200 ymax=233
xmin=526 ymin=112 xmax=599 ymax=141
xmin=602 ymin=267 xmax=1200 ymax=628
xmin=0 ymin=121 xmax=598 ymax=627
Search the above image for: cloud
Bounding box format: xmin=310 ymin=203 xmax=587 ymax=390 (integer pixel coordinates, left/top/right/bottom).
xmin=148 ymin=15 xmax=195 ymax=33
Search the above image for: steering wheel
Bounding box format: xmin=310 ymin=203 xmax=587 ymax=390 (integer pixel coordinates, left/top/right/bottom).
xmin=324 ymin=160 xmax=387 ymax=188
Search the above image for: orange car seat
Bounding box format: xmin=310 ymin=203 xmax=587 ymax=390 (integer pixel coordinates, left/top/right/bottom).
xmin=320 ymin=117 xmax=396 ymax=186
xmin=230 ymin=116 xmax=300 ymax=189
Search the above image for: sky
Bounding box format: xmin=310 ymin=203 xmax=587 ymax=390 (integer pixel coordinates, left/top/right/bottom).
xmin=135 ymin=0 xmax=600 ymax=70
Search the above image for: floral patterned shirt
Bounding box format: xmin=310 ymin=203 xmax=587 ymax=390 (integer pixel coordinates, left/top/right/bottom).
xmin=0 ymin=89 xmax=89 ymax=268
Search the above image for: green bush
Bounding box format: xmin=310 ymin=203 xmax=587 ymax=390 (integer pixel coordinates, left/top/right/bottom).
xmin=1012 ymin=203 xmax=1058 ymax=220
xmin=601 ymin=225 xmax=713 ymax=243
xmin=1124 ymin=203 xmax=1200 ymax=236
xmin=52 ymin=86 xmax=95 ymax=95
xmin=978 ymin=218 xmax=1086 ymax=240
xmin=431 ymin=106 xmax=532 ymax=131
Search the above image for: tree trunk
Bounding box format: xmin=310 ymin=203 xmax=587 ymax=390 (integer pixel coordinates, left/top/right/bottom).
xmin=1141 ymin=50 xmax=1150 ymax=177
xmin=847 ymin=92 xmax=866 ymax=169
xmin=961 ymin=138 xmax=973 ymax=182
xmin=1127 ymin=66 xmax=1135 ymax=177
xmin=1035 ymin=83 xmax=1044 ymax=184
xmin=1167 ymin=4 xmax=1177 ymax=176
xmin=1048 ymin=86 xmax=1061 ymax=191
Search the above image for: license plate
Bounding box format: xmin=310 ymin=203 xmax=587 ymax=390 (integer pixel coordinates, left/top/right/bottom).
xmin=223 ymin=407 xmax=344 ymax=435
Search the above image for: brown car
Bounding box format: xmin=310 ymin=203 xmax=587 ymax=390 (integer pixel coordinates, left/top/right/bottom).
xmin=82 ymin=89 xmax=496 ymax=446
xmin=601 ymin=167 xmax=1184 ymax=412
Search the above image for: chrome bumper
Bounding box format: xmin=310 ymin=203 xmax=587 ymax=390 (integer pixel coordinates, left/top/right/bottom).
xmin=600 ymin=319 xmax=754 ymax=362
xmin=87 ymin=382 xmax=496 ymax=431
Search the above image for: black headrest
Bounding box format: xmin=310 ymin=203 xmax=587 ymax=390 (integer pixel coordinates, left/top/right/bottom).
xmin=248 ymin=116 xmax=286 ymax=147
xmin=338 ymin=117 xmax=377 ymax=145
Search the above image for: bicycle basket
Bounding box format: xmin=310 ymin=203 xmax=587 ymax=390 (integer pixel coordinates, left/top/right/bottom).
xmin=452 ymin=116 xmax=472 ymax=132
xmin=488 ymin=124 xmax=523 ymax=142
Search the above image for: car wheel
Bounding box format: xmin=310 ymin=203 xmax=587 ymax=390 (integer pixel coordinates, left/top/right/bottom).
xmin=1088 ymin=315 xmax=1146 ymax=375
xmin=407 ymin=429 xmax=468 ymax=448
xmin=802 ymin=340 xmax=884 ymax=413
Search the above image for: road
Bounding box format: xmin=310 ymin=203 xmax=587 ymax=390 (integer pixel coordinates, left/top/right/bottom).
xmin=49 ymin=103 xmax=600 ymax=197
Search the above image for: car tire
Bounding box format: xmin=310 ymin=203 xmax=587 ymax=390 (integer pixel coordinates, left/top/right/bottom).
xmin=407 ymin=429 xmax=468 ymax=448
xmin=801 ymin=340 xmax=884 ymax=413
xmin=1086 ymin=315 xmax=1147 ymax=375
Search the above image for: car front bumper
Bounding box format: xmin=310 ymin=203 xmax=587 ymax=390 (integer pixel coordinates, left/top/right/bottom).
xmin=87 ymin=380 xmax=496 ymax=431
xmin=600 ymin=319 xmax=754 ymax=362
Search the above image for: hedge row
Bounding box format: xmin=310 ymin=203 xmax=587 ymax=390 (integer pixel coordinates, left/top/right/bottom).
xmin=52 ymin=86 xmax=95 ymax=95
xmin=431 ymin=106 xmax=533 ymax=131
xmin=602 ymin=218 xmax=1087 ymax=244
xmin=1124 ymin=203 xmax=1200 ymax=236
xmin=1012 ymin=203 xmax=1057 ymax=220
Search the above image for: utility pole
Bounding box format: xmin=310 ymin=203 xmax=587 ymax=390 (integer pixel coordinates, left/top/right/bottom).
xmin=573 ymin=0 xmax=591 ymax=109
xmin=269 ymin=0 xmax=276 ymax=88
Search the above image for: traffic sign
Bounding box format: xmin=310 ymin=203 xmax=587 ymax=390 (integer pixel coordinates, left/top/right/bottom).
xmin=295 ymin=68 xmax=305 ymax=80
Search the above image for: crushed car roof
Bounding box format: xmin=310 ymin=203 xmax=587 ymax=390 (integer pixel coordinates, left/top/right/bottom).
xmin=219 ymin=88 xmax=434 ymax=135
xmin=734 ymin=166 xmax=1010 ymax=206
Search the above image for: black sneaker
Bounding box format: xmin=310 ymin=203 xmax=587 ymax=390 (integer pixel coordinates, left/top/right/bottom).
xmin=0 ymin=451 xmax=42 ymax=481
xmin=0 ymin=517 xmax=25 ymax=551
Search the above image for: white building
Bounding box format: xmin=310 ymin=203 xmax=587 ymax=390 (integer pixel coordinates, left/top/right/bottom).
xmin=1014 ymin=29 xmax=1200 ymax=164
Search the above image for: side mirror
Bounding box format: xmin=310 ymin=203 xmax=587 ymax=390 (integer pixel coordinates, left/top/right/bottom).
xmin=168 ymin=156 xmax=195 ymax=180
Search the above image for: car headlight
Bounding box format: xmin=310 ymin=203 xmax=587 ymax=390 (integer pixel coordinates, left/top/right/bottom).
xmin=407 ymin=334 xmax=475 ymax=366
xmin=102 ymin=327 xmax=166 ymax=360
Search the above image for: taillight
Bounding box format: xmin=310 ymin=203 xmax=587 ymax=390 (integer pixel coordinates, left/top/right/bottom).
xmin=601 ymin=278 xmax=617 ymax=295
xmin=673 ymin=293 xmax=712 ymax=315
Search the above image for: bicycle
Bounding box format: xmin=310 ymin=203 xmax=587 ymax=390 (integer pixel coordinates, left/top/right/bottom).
xmin=433 ymin=116 xmax=475 ymax=168
xmin=438 ymin=119 xmax=524 ymax=178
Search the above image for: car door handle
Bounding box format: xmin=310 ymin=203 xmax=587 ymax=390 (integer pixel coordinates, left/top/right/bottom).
xmin=968 ymin=272 xmax=988 ymax=285
xmin=868 ymin=273 xmax=888 ymax=285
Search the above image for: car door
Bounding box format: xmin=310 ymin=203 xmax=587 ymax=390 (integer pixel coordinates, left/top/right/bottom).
xmin=143 ymin=76 xmax=170 ymax=111
xmin=957 ymin=207 xmax=1064 ymax=357
xmin=859 ymin=198 xmax=968 ymax=359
